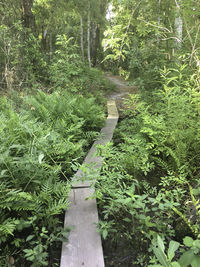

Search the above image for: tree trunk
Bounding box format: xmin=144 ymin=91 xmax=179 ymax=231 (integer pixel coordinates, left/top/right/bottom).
xmin=91 ymin=23 xmax=99 ymax=66
xmin=87 ymin=1 xmax=91 ymax=68
xmin=42 ymin=29 xmax=48 ymax=50
xmin=22 ymin=0 xmax=35 ymax=32
xmin=49 ymin=32 xmax=52 ymax=60
xmin=174 ymin=0 xmax=183 ymax=49
xmin=80 ymin=14 xmax=85 ymax=61
xmin=157 ymin=0 xmax=161 ymax=46
xmin=97 ymin=0 xmax=109 ymax=68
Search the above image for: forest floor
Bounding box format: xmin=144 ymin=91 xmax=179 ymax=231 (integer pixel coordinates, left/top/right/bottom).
xmin=105 ymin=73 xmax=137 ymax=116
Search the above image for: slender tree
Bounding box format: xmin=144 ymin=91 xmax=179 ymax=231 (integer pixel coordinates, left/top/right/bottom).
xmin=87 ymin=1 xmax=91 ymax=67
xmin=80 ymin=14 xmax=85 ymax=61
xmin=174 ymin=0 xmax=183 ymax=49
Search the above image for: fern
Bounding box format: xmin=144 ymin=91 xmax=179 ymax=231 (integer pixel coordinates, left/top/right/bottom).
xmin=0 ymin=218 xmax=20 ymax=238
xmin=0 ymin=79 xmax=106 ymax=265
xmin=151 ymin=156 xmax=171 ymax=172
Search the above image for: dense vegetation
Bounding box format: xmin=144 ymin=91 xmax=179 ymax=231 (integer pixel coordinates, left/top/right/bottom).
xmin=0 ymin=89 xmax=106 ymax=266
xmin=96 ymin=66 xmax=200 ymax=266
xmin=0 ymin=2 xmax=112 ymax=265
xmin=1 ymin=0 xmax=200 ymax=266
xmin=94 ymin=1 xmax=200 ymax=266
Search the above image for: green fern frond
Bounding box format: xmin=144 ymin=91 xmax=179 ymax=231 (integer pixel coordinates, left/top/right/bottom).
xmin=0 ymin=218 xmax=20 ymax=238
xmin=152 ymin=156 xmax=171 ymax=172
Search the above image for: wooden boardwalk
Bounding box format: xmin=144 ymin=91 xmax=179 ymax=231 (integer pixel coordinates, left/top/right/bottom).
xmin=60 ymin=100 xmax=119 ymax=267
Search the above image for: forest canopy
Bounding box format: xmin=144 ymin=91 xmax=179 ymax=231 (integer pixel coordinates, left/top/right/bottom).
xmin=0 ymin=0 xmax=199 ymax=89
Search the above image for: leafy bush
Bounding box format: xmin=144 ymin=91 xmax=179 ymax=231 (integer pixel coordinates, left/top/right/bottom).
xmin=0 ymin=88 xmax=105 ymax=266
xmin=0 ymin=23 xmax=47 ymax=90
xmin=49 ymin=34 xmax=115 ymax=102
xmin=149 ymin=235 xmax=200 ymax=267
xmin=94 ymin=144 xmax=182 ymax=266
xmin=95 ymin=65 xmax=200 ymax=266
xmin=49 ymin=35 xmax=84 ymax=92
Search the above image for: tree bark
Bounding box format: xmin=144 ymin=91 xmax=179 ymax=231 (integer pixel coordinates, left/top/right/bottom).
xmin=91 ymin=23 xmax=100 ymax=66
xmin=87 ymin=1 xmax=91 ymax=68
xmin=49 ymin=32 xmax=52 ymax=60
xmin=80 ymin=14 xmax=85 ymax=61
xmin=157 ymin=0 xmax=161 ymax=46
xmin=174 ymin=0 xmax=183 ymax=49
xmin=42 ymin=29 xmax=48 ymax=50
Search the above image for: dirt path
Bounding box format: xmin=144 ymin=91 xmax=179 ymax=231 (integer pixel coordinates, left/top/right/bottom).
xmin=105 ymin=74 xmax=137 ymax=115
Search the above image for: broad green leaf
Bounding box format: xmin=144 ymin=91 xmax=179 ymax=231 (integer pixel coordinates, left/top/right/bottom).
xmin=153 ymin=246 xmax=168 ymax=266
xmin=168 ymin=240 xmax=180 ymax=261
xmin=0 ymin=170 xmax=8 ymax=176
xmin=26 ymin=235 xmax=34 ymax=241
xmin=116 ymin=198 xmax=132 ymax=204
xmin=157 ymin=235 xmax=165 ymax=252
xmin=179 ymin=250 xmax=194 ymax=267
xmin=193 ymin=240 xmax=200 ymax=249
xmin=193 ymin=188 xmax=200 ymax=196
xmin=183 ymin=236 xmax=194 ymax=247
xmin=171 ymin=262 xmax=181 ymax=267
xmin=191 ymin=255 xmax=200 ymax=267
xmin=145 ymin=216 xmax=156 ymax=227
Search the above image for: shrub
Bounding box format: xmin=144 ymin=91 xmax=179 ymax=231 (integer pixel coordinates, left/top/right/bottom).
xmin=95 ymin=65 xmax=200 ymax=266
xmin=0 ymin=88 xmax=105 ymax=266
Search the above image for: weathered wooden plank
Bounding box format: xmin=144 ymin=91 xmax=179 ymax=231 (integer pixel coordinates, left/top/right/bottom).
xmin=107 ymin=100 xmax=119 ymax=118
xmin=72 ymin=101 xmax=118 ymax=189
xmin=60 ymin=100 xmax=119 ymax=267
xmin=60 ymin=188 xmax=104 ymax=267
xmin=72 ymin=118 xmax=118 ymax=188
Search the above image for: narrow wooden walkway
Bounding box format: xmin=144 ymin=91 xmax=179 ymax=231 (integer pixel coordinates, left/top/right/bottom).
xmin=60 ymin=100 xmax=119 ymax=267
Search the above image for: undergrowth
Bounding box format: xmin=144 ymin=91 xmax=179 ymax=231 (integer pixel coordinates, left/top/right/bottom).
xmin=94 ymin=65 xmax=200 ymax=267
xmin=0 ymin=50 xmax=109 ymax=266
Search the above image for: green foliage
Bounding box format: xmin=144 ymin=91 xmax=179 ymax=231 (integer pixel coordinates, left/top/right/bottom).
xmin=94 ymin=143 xmax=180 ymax=266
xmin=117 ymin=65 xmax=200 ymax=179
xmin=49 ymin=35 xmax=84 ymax=92
xmin=95 ymin=65 xmax=200 ymax=266
xmin=0 ymin=21 xmax=47 ymax=89
xmin=49 ymin=35 xmax=115 ymax=97
xmin=149 ymin=235 xmax=180 ymax=267
xmin=149 ymin=235 xmax=200 ymax=267
xmin=179 ymin=236 xmax=200 ymax=267
xmin=0 ymin=0 xmax=109 ymax=91
xmin=0 ymin=88 xmax=105 ymax=266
